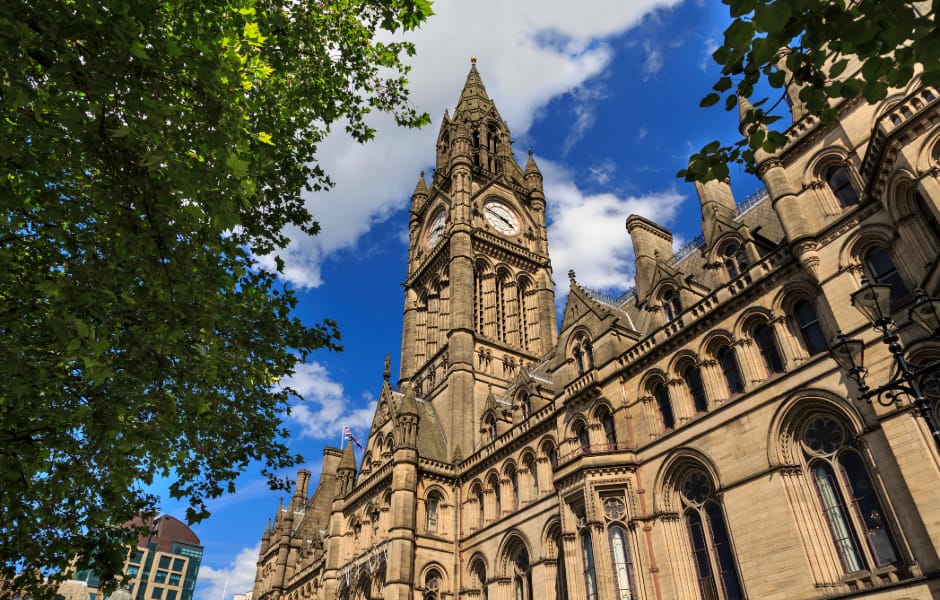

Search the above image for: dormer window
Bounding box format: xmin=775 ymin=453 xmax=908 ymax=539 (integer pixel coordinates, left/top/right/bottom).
xmin=661 ymin=287 xmax=682 ymax=322
xmin=519 ymin=392 xmax=531 ymax=420
xmin=572 ymin=333 xmax=594 ymax=375
xmin=721 ymin=242 xmax=748 ymax=279
xmin=826 ymin=166 xmax=859 ymax=208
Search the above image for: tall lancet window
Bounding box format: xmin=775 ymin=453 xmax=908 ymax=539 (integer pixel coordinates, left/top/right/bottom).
xmin=517 ymin=277 xmax=531 ymax=351
xmin=604 ymin=496 xmax=636 ymax=600
xmin=680 ymin=469 xmax=743 ymax=600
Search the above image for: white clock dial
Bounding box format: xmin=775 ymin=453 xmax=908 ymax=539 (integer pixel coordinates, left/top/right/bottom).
xmin=426 ymin=210 xmax=446 ymax=248
xmin=483 ymin=201 xmax=520 ymax=235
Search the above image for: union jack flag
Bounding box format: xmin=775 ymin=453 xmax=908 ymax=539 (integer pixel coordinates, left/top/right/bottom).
xmin=343 ymin=425 xmax=363 ymax=450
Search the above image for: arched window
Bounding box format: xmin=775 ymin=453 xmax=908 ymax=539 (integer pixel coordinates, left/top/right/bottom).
xmin=473 ymin=264 xmax=486 ymax=335
xmin=601 ymin=411 xmax=617 ymax=450
xmin=508 ymin=466 xmax=519 ymax=511
xmin=490 ymin=475 xmax=501 ymax=518
xmin=483 ymin=414 xmax=497 ymax=444
xmin=471 ymin=561 xmax=487 ymax=600
xmin=554 ymin=529 xmax=567 ymax=597
xmin=603 ymin=497 xmax=636 ymax=600
xmin=717 ymin=347 xmax=744 ymax=395
xmin=684 ymin=365 xmax=708 ymax=413
xmin=517 ymin=277 xmax=532 ymax=351
xmin=680 ymin=470 xmax=744 ymax=600
xmin=654 ymin=382 xmax=675 ymax=430
xmin=721 ymin=242 xmax=748 ymax=279
xmin=802 ymin=415 xmax=900 ymax=573
xmin=826 ymin=166 xmax=859 ymax=207
xmin=546 ymin=443 xmax=558 ymax=469
xmin=512 ymin=547 xmax=533 ymax=600
xmin=519 ymin=392 xmax=531 ymax=420
xmin=576 ymin=423 xmax=591 ymax=454
xmin=495 ymin=270 xmax=509 ymax=343
xmin=661 ymin=287 xmax=682 ymax=321
xmin=524 ymin=455 xmax=539 ymax=498
xmin=753 ymin=323 xmax=784 ymax=375
xmin=426 ymin=492 xmax=441 ymax=532
xmin=793 ymin=300 xmax=827 ymax=355
xmin=865 ymin=247 xmax=911 ymax=305
xmin=572 ymin=333 xmax=594 ymax=375
xmin=581 ymin=531 xmax=599 ymax=600
xmin=423 ymin=569 xmax=442 ymax=600
xmin=474 ymin=485 xmax=485 ymax=528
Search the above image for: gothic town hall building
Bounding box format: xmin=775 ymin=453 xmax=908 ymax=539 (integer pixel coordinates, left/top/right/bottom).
xmin=251 ymin=59 xmax=940 ymax=599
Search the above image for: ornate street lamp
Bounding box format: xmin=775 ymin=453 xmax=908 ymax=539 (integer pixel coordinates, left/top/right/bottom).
xmin=830 ymin=278 xmax=940 ymax=454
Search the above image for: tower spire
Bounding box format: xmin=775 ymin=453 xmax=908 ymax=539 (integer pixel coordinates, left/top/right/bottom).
xmin=453 ymin=57 xmax=495 ymax=122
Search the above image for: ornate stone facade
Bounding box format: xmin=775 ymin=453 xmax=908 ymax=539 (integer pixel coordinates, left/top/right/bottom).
xmin=251 ymin=60 xmax=940 ymax=599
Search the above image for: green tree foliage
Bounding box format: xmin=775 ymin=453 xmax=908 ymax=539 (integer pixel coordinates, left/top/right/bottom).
xmin=0 ymin=0 xmax=431 ymax=595
xmin=681 ymin=0 xmax=939 ymax=182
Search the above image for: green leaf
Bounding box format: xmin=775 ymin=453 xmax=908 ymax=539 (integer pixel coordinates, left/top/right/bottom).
xmin=225 ymin=154 xmax=250 ymax=178
xmin=701 ymin=93 xmax=721 ymax=108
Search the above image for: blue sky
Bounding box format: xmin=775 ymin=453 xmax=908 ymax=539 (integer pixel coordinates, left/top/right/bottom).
xmin=158 ymin=2 xmax=777 ymax=598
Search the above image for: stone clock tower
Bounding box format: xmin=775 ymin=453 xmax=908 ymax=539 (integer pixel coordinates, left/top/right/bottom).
xmin=400 ymin=59 xmax=557 ymax=458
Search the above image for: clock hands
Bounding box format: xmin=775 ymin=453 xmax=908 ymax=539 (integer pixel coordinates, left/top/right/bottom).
xmin=485 ymin=206 xmax=514 ymax=230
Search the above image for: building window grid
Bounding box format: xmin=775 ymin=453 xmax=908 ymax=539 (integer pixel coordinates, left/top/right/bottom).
xmin=802 ymin=416 xmax=901 ymax=576
xmin=684 ymin=366 xmax=708 ymax=413
xmin=654 ymin=383 xmax=675 ymax=430
xmin=826 ymin=166 xmax=860 ymax=208
xmin=754 ymin=324 xmax=784 ymax=375
xmin=722 ymin=243 xmax=748 ymax=280
xmin=794 ymin=300 xmax=828 ymax=355
xmin=603 ymin=497 xmax=637 ymax=600
xmin=864 ymin=247 xmax=911 ymax=306
xmin=680 ymin=470 xmax=744 ymax=600
xmin=717 ymin=347 xmax=744 ymax=395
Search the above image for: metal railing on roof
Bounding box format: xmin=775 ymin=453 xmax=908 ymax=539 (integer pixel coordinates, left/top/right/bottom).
xmin=735 ymin=187 xmax=769 ymax=218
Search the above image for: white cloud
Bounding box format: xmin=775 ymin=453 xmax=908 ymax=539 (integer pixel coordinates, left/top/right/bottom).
xmin=641 ymin=41 xmax=665 ymax=78
xmin=587 ymin=159 xmax=617 ymax=185
xmin=196 ymin=544 xmax=259 ymax=600
xmin=283 ymin=362 xmax=376 ymax=440
xmin=636 ymin=127 xmax=649 ymax=142
xmin=541 ymin=158 xmax=686 ymax=294
xmin=561 ymin=82 xmax=610 ymax=156
xmin=262 ymin=0 xmax=684 ymax=289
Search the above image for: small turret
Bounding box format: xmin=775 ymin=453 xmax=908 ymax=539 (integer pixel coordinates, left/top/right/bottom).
xmin=397 ymin=381 xmax=419 ymax=449
xmin=626 ymin=215 xmax=674 ymax=301
xmin=260 ymin=519 xmax=271 ymax=553
xmin=336 ymin=442 xmax=357 ymax=496
xmin=291 ymin=468 xmax=311 ymax=511
xmin=411 ymin=171 xmax=429 ymax=213
xmin=524 ymin=150 xmax=543 ymax=192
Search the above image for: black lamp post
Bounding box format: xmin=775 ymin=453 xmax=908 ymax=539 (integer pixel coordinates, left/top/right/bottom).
xmin=829 ymin=278 xmax=940 ymax=454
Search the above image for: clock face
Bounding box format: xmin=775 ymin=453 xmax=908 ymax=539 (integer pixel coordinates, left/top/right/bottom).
xmin=426 ymin=210 xmax=446 ymax=248
xmin=483 ymin=201 xmax=520 ymax=235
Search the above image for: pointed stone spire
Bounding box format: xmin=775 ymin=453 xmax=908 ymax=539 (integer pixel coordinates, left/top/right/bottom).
xmin=261 ymin=519 xmax=272 ymax=552
xmin=737 ymin=95 xmax=757 ymax=137
xmin=412 ymin=171 xmax=428 ymax=197
xmin=524 ymin=149 xmax=541 ymax=176
xmin=454 ymin=57 xmax=494 ymax=122
xmin=335 ymin=441 xmax=357 ymax=495
xmin=339 ymin=441 xmax=357 ymax=472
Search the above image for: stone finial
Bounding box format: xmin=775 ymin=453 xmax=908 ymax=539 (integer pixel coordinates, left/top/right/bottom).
xmin=568 ymin=269 xmax=576 ymax=282
xmin=383 ymin=353 xmax=391 ymax=381
xmin=412 ymin=171 xmax=428 ymax=198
